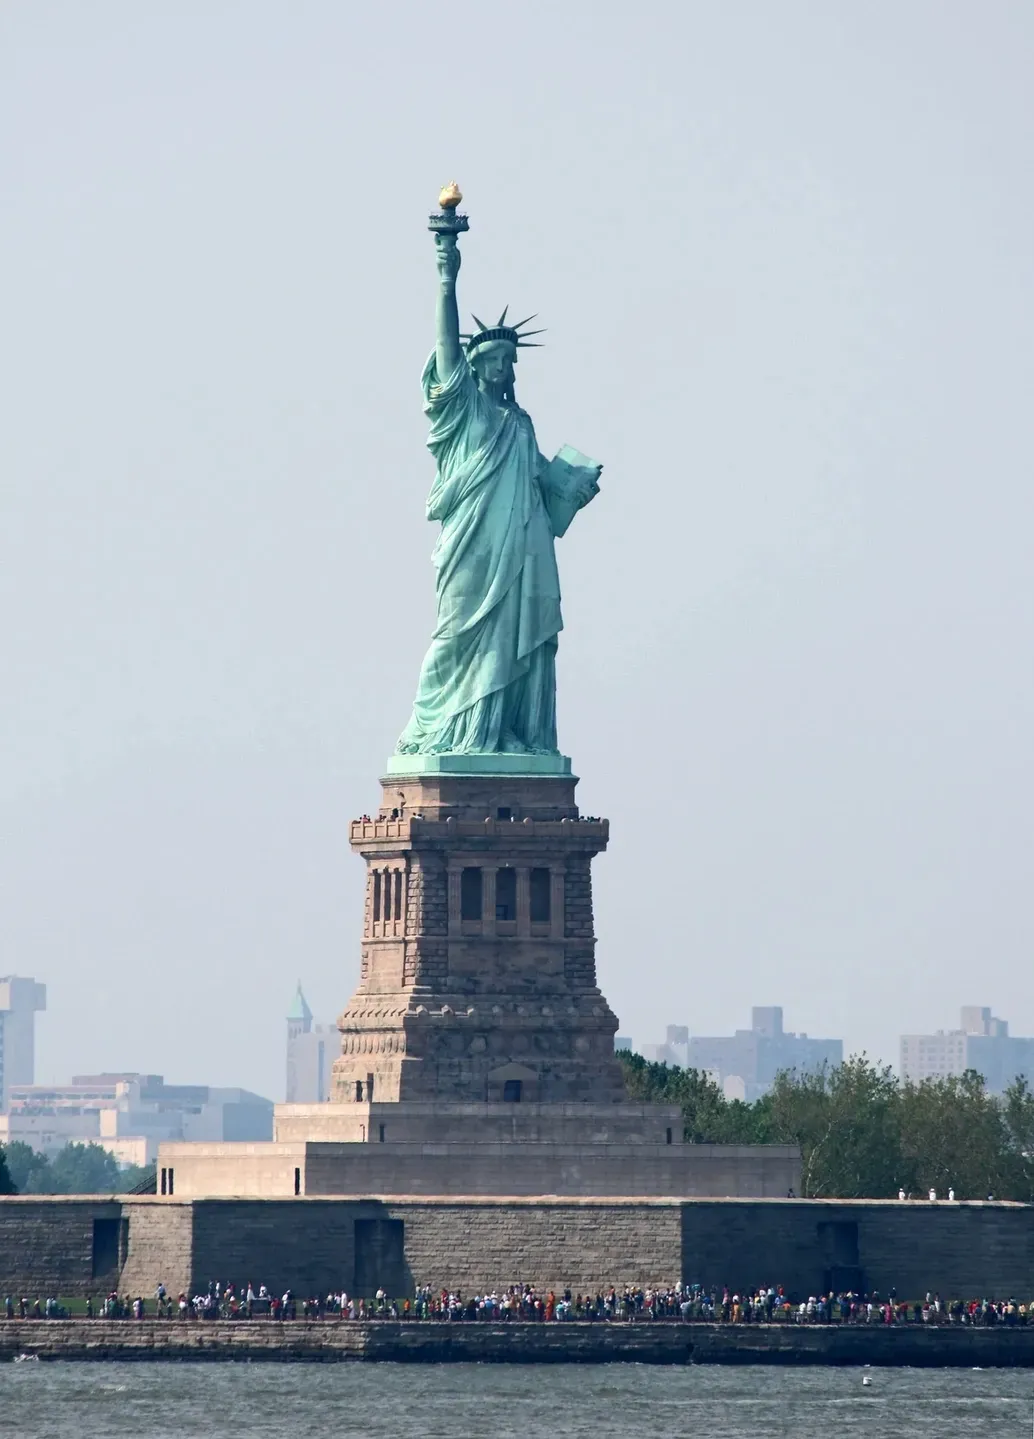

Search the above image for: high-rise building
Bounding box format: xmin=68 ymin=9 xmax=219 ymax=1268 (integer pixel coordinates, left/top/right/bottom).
xmin=284 ymin=983 xmax=337 ymax=1103
xmin=899 ymin=1007 xmax=1034 ymax=1094
xmin=641 ymin=1024 xmax=690 ymax=1068
xmin=0 ymin=976 xmax=46 ymax=1111
xmin=687 ymin=1006 xmax=842 ymax=1102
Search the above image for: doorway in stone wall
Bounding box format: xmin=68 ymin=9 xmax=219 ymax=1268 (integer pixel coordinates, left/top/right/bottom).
xmin=354 ymin=1217 xmax=406 ymax=1298
xmin=92 ymin=1217 xmax=119 ymax=1279
xmin=817 ymin=1220 xmax=863 ymax=1294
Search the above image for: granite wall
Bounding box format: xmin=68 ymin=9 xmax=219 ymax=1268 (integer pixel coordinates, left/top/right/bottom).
xmin=0 ymin=1196 xmax=1031 ymax=1302
xmin=3 ymin=1319 xmax=1034 ymax=1366
xmin=681 ymin=1199 xmax=1034 ymax=1298
xmin=0 ymin=1197 xmax=123 ymax=1297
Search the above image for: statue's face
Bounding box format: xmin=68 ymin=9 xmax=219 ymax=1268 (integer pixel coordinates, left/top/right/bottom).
xmin=471 ymin=340 xmax=516 ymax=389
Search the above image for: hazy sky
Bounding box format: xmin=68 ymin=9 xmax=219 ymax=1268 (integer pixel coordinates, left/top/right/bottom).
xmin=2 ymin=1 xmax=1032 ymax=1099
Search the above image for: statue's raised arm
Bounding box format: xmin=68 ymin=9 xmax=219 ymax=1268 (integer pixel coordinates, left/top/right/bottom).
xmin=434 ymin=234 xmax=463 ymax=382
xmin=430 ymin=182 xmax=466 ymax=383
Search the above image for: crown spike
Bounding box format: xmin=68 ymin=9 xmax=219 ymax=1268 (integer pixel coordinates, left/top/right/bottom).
xmin=470 ymin=313 xmax=489 ymax=332
xmin=496 ymin=306 xmax=509 ymax=326
xmin=511 ymin=314 xmax=538 ymax=331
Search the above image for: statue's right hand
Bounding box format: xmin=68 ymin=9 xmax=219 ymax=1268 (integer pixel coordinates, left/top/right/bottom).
xmin=435 ymin=234 xmax=461 ymax=287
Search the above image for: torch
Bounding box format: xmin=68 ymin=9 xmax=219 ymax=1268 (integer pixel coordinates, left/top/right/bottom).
xmin=428 ymin=181 xmax=469 ymax=237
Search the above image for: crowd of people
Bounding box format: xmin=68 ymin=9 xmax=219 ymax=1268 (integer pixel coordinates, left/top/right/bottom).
xmin=3 ymin=1282 xmax=1033 ymax=1326
xmin=398 ymin=1286 xmax=1034 ymax=1326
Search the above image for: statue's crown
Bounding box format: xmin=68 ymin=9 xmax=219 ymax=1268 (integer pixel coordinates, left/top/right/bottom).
xmin=462 ymin=307 xmax=544 ymax=357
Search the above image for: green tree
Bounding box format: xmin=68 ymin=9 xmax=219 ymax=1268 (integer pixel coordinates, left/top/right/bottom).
xmin=0 ymin=1143 xmax=16 ymax=1195
xmin=764 ymin=1057 xmax=903 ymax=1197
xmin=620 ymin=1051 xmax=906 ymax=1195
xmin=899 ymin=1071 xmax=1007 ymax=1199
xmin=619 ymin=1048 xmax=1034 ymax=1201
xmin=620 ymin=1052 xmax=725 ymax=1140
xmin=3 ymin=1140 xmax=51 ymax=1194
xmin=40 ymin=1142 xmax=120 ymax=1194
xmin=118 ymin=1162 xmax=157 ymax=1193
xmin=997 ymin=1076 xmax=1034 ymax=1202
xmin=618 ymin=1051 xmax=768 ymax=1143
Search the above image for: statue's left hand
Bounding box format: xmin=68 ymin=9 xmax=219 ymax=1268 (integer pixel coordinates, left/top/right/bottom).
xmin=576 ymin=466 xmax=602 ymax=505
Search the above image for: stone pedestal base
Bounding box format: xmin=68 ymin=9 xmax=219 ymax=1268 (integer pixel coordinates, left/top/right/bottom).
xmin=331 ymin=772 xmax=624 ymax=1108
xmin=156 ymin=1136 xmax=801 ymax=1199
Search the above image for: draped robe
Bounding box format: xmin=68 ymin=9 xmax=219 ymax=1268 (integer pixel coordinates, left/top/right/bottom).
xmin=396 ymin=354 xmax=563 ymax=755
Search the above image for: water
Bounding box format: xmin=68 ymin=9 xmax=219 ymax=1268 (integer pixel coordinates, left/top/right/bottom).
xmin=0 ymin=1362 xmax=1031 ymax=1437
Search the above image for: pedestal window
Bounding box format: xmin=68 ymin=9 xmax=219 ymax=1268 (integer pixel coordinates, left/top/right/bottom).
xmin=460 ymin=867 xmax=483 ymax=921
xmin=496 ymin=867 xmax=516 ymax=920
xmin=530 ymin=867 xmax=551 ymax=924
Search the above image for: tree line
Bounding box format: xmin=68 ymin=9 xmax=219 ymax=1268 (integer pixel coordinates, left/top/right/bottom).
xmin=0 ymin=1140 xmax=154 ymax=1196
xmin=618 ymin=1051 xmax=1034 ymax=1202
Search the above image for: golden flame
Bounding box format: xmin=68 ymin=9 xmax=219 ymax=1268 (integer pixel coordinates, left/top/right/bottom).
xmin=438 ymin=181 xmax=463 ymax=210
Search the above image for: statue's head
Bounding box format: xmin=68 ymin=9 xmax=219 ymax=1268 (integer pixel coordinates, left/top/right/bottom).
xmin=469 ymin=338 xmax=516 ymax=390
xmin=463 ymin=308 xmax=544 ymax=403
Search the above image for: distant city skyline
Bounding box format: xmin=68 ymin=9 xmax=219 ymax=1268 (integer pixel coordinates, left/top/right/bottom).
xmin=1 ymin=973 xmax=277 ymax=1165
xmin=638 ymin=1008 xmax=843 ymax=1103
xmin=619 ymin=1001 xmax=1034 ymax=1096
xmin=900 ymin=1007 xmax=1034 ymax=1094
xmin=16 ymin=968 xmax=1034 ymax=1100
xmin=0 ymin=1072 xmax=272 ymax=1167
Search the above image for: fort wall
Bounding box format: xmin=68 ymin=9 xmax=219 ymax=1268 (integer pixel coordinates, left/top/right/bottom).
xmin=1 ymin=1195 xmax=1031 ymax=1302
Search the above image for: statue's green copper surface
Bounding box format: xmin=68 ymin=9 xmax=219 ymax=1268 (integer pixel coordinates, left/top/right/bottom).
xmin=394 ymin=189 xmax=601 ymax=766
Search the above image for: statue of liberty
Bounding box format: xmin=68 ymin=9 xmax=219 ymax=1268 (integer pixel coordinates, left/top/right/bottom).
xmin=396 ymin=185 xmax=602 ymax=759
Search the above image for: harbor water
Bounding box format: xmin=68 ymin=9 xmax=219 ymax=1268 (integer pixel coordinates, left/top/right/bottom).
xmin=1 ymin=1359 xmax=1031 ymax=1437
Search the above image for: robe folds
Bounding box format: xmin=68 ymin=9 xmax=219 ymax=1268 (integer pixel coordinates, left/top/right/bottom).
xmin=396 ymin=354 xmax=563 ymax=756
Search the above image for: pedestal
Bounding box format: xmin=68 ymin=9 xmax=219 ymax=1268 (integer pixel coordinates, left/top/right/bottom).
xmin=330 ymin=769 xmax=625 ymax=1114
